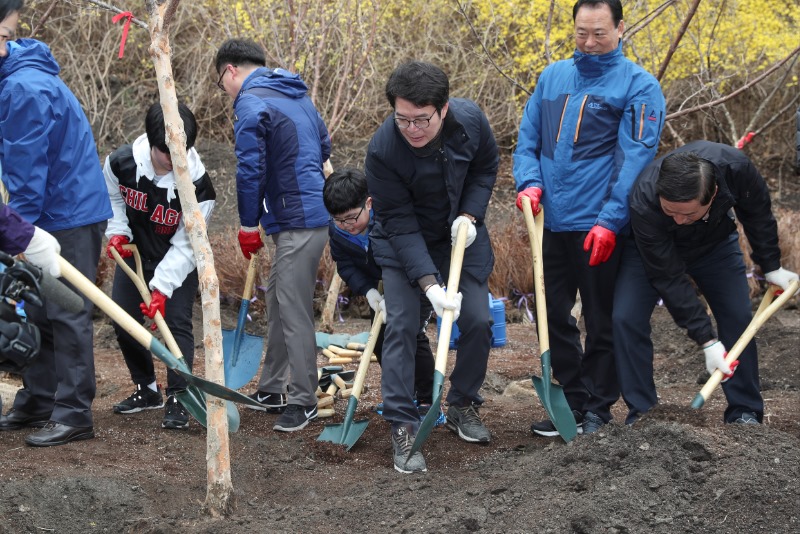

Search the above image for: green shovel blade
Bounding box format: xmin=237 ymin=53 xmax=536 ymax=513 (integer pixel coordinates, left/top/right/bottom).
xmin=175 ymin=386 xmax=241 ymax=432
xmin=317 ymin=395 xmax=369 ymax=450
xmin=531 ymin=349 xmax=577 ymax=442
xmin=406 ymin=369 xmax=445 ymax=463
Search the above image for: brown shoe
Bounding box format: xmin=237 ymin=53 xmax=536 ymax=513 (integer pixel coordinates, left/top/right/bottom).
xmin=24 ymin=422 xmax=94 ymax=447
xmin=0 ymin=409 xmax=51 ymax=431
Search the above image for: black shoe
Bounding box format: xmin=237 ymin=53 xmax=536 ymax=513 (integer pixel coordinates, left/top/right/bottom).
xmin=392 ymin=424 xmax=427 ymax=474
xmin=245 ymin=391 xmax=287 ymax=413
xmin=0 ymin=409 xmax=51 ymax=431
xmin=162 ymin=395 xmax=190 ymax=430
xmin=446 ymin=403 xmax=491 ymax=443
xmin=732 ymin=412 xmax=760 ymax=425
xmin=113 ymin=384 xmax=164 ymax=414
xmin=273 ymin=403 xmax=317 ymax=432
xmin=531 ymin=410 xmax=584 ymax=437
xmin=25 ymin=422 xmax=94 ymax=447
xmin=582 ymin=411 xmax=606 ymax=434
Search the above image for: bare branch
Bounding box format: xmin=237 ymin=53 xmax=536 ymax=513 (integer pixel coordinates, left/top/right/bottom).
xmin=655 ymin=0 xmax=700 ymax=81
xmin=80 ymin=0 xmax=149 ymax=30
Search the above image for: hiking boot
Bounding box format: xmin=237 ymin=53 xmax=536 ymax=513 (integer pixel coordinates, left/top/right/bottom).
xmin=113 ymin=384 xmax=164 ymax=414
xmin=417 ymin=403 xmax=446 ymax=428
xmin=245 ymin=391 xmax=287 ymax=413
xmin=391 ymin=424 xmax=427 ymax=474
xmin=446 ymin=403 xmax=491 ymax=443
xmin=531 ymin=410 xmax=584 ymax=437
xmin=733 ymin=412 xmax=759 ymax=425
xmin=162 ymin=395 xmax=189 ymax=430
xmin=273 ymin=403 xmax=317 ymax=432
xmin=583 ymin=411 xmax=605 ymax=434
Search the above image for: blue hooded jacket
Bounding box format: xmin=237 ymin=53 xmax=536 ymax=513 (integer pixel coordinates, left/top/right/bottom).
xmin=232 ymin=67 xmax=331 ymax=235
xmin=513 ymin=43 xmax=665 ymax=234
xmin=0 ymin=39 xmax=112 ymax=232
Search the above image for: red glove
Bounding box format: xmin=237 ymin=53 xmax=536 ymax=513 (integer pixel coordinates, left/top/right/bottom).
xmin=516 ymin=187 xmax=543 ymax=214
xmin=140 ymin=289 xmax=168 ymax=330
xmin=583 ymin=225 xmax=617 ymax=266
xmin=106 ymin=235 xmax=133 ymax=259
xmin=238 ymin=227 xmax=264 ymax=259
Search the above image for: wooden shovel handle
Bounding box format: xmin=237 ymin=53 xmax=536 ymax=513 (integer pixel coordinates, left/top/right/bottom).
xmin=242 ymin=252 xmax=259 ymax=302
xmin=350 ymin=309 xmax=384 ymax=400
xmin=111 ymin=245 xmax=184 ymax=361
xmin=434 ymin=222 xmax=469 ymax=374
xmin=521 ymin=198 xmax=548 ymax=353
xmin=696 ymin=280 xmax=799 ymax=401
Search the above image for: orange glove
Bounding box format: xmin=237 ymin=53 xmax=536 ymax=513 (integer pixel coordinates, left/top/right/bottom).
xmin=237 ymin=227 xmax=263 ymax=259
xmin=140 ymin=289 xmax=168 ymax=330
xmin=583 ymin=225 xmax=616 ymax=266
xmin=106 ymin=235 xmax=132 ymax=259
xmin=515 ymin=187 xmax=542 ymax=214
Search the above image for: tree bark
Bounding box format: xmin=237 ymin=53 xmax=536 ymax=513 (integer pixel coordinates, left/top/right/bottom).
xmin=145 ymin=0 xmax=233 ymax=517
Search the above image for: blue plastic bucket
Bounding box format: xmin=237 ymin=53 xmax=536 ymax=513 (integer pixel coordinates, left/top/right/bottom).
xmin=435 ymin=294 xmax=506 ymax=349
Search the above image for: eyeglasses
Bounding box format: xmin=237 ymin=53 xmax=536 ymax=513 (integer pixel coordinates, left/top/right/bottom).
xmin=216 ymin=66 xmax=229 ymax=91
xmin=331 ymin=205 xmax=365 ymax=226
xmin=394 ymin=110 xmax=437 ymax=130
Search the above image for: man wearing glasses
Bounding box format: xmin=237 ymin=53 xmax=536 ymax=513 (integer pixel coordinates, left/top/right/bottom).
xmin=365 ymin=61 xmax=498 ymax=473
xmin=213 ymin=39 xmax=331 ymax=432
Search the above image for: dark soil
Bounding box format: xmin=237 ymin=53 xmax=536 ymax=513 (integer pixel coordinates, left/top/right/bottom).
xmin=1 ymin=145 xmax=798 ymax=534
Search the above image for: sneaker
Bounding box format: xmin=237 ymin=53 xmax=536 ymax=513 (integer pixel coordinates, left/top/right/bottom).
xmin=245 ymin=391 xmax=287 ymax=413
xmin=392 ymin=424 xmax=427 ymax=474
xmin=417 ymin=404 xmax=446 ymax=428
xmin=162 ymin=395 xmax=189 ymax=430
xmin=273 ymin=403 xmax=317 ymax=432
xmin=733 ymin=412 xmax=759 ymax=425
xmin=446 ymin=403 xmax=491 ymax=443
xmin=531 ymin=410 xmax=584 ymax=437
xmin=113 ymin=384 xmax=164 ymax=414
xmin=583 ymin=411 xmax=605 ymax=434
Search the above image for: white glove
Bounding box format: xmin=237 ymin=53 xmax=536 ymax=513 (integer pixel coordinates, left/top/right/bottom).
xmin=378 ymin=299 xmax=387 ymax=324
xmin=366 ymin=288 xmax=384 ymax=314
xmin=765 ymin=267 xmax=800 ymax=295
xmin=425 ymin=284 xmax=462 ymax=322
xmin=703 ymin=341 xmax=736 ymax=382
xmin=23 ymin=227 xmax=62 ymax=277
xmin=451 ymin=216 xmax=477 ymax=248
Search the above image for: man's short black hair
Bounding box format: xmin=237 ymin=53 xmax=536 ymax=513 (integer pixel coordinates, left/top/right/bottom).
xmin=214 ymin=39 xmax=266 ymax=74
xmin=0 ymin=0 xmax=23 ymax=23
xmin=145 ymin=102 xmax=198 ymax=153
xmin=385 ymin=61 xmax=449 ymax=112
xmin=656 ymin=151 xmax=717 ymax=204
xmin=323 ymin=168 xmax=368 ymax=216
xmin=572 ymin=0 xmax=623 ymax=26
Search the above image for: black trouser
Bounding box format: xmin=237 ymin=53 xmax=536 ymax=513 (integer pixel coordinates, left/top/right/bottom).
xmin=111 ymin=258 xmax=198 ymax=395
xmin=372 ymin=296 xmax=435 ymax=404
xmin=13 ymin=222 xmax=105 ymax=427
xmin=541 ymin=229 xmax=622 ymax=422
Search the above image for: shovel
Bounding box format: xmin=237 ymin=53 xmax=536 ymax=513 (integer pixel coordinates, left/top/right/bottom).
xmin=222 ymin=252 xmax=264 ymax=389
xmin=59 ymin=254 xmax=262 ymax=408
xmin=110 ymin=246 xmax=241 ymax=430
xmin=317 ymin=309 xmax=383 ymax=449
xmin=522 ymin=199 xmax=578 ymax=442
xmin=692 ymin=280 xmax=799 ymax=409
xmin=405 ymin=221 xmax=469 ymax=463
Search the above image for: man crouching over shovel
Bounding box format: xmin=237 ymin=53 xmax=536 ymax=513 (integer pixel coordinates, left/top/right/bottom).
xmin=613 ymin=141 xmax=799 ymax=426
xmin=365 ymin=61 xmax=498 ymax=473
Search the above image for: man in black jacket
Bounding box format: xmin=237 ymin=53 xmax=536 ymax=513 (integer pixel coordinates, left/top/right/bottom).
xmin=613 ymin=141 xmax=798 ymax=425
xmin=365 ymin=61 xmax=498 ymax=473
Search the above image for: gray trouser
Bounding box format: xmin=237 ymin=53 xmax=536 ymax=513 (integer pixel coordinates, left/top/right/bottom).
xmin=257 ymin=227 xmax=327 ymax=406
xmin=14 ymin=221 xmax=105 ymax=427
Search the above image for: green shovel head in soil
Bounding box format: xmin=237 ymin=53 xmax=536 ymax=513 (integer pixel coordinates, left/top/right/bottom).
xmin=317 ymin=395 xmax=368 ymax=450
xmin=531 ymin=349 xmax=576 ymax=442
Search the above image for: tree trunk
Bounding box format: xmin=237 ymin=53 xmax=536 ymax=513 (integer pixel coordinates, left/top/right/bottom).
xmin=145 ymin=0 xmax=233 ymax=517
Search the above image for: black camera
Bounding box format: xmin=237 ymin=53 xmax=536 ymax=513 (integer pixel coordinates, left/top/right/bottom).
xmin=0 ymin=251 xmax=43 ymax=374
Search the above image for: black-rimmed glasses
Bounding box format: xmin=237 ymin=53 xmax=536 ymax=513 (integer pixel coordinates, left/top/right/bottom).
xmin=394 ymin=110 xmax=437 ymax=130
xmin=331 ymin=205 xmax=365 ymax=226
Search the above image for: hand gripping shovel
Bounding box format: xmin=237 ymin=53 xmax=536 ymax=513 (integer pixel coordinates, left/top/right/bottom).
xmin=692 ymin=280 xmax=799 ymax=409
xmin=405 ymin=221 xmax=469 ymax=464
xmin=222 ymin=252 xmax=264 ymax=389
xmin=110 ymin=246 xmax=241 ymax=430
xmin=317 ymin=308 xmax=383 ymax=449
xmin=522 ymin=199 xmax=578 ymax=442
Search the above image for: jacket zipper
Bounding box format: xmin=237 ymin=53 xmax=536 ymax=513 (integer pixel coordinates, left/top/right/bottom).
xmin=556 ymin=95 xmax=571 ymax=143
xmin=573 ymin=95 xmax=589 ymax=143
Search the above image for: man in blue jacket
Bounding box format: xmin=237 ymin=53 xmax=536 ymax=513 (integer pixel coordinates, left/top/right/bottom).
xmin=215 ymin=39 xmax=331 ymax=432
xmin=366 ymin=61 xmax=498 ymax=473
xmin=0 ymin=37 xmax=112 ymax=446
xmin=513 ymin=0 xmax=665 ymax=436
